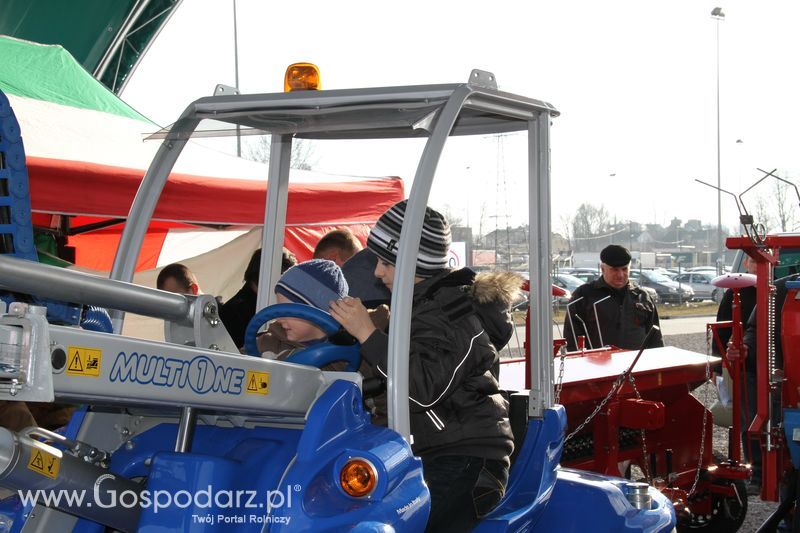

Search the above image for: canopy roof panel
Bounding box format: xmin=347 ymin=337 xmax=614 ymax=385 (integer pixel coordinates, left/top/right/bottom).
xmin=153 ymin=84 xmax=560 ymax=141
xmin=0 ymin=0 xmax=180 ymax=94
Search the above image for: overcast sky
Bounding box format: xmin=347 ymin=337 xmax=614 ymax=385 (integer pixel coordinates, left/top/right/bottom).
xmin=121 ymin=0 xmax=800 ymax=234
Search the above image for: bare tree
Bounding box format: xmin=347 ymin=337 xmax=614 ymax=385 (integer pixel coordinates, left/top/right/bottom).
xmin=571 ymin=203 xmax=609 ymax=251
xmin=559 ymin=214 xmax=573 ymax=252
xmin=775 ymin=178 xmax=798 ymax=232
xmin=441 ymin=204 xmax=465 ymax=227
xmin=753 ymin=193 xmax=773 ymax=233
xmin=243 ymin=135 xmax=318 ymax=170
xmin=477 ymin=202 xmax=488 ymax=247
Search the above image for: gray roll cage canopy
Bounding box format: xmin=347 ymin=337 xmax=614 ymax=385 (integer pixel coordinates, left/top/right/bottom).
xmin=115 ymin=69 xmax=560 ymax=440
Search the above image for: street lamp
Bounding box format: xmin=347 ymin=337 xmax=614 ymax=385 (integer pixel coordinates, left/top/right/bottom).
xmin=233 ymin=0 xmax=241 ymax=157
xmin=711 ymin=7 xmax=725 ymax=269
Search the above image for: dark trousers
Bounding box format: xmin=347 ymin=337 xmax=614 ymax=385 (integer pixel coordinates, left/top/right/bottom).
xmin=422 ymin=455 xmax=508 ymax=533
xmin=741 ymin=370 xmax=761 ymax=483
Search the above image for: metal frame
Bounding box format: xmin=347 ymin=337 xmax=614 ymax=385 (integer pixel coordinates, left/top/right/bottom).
xmin=108 ymin=71 xmax=559 ymax=439
xmin=93 ymin=0 xmax=183 ymax=94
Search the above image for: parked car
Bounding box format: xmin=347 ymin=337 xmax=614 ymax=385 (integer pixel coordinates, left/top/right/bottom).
xmin=552 ymin=273 xmax=584 ymax=305
xmin=640 ymin=284 xmax=660 ymax=304
xmin=674 ymin=272 xmax=723 ymax=302
xmin=662 ymin=269 xmax=680 ymax=281
xmin=559 ymin=267 xmax=600 ymax=284
xmin=629 ymin=269 xmax=693 ymax=303
xmin=685 ymin=267 xmax=717 ymax=274
xmin=553 ymin=271 xmax=660 ymax=304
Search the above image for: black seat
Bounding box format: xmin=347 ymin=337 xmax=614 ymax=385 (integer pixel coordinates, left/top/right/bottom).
xmin=507 ymin=391 xmax=530 ymax=465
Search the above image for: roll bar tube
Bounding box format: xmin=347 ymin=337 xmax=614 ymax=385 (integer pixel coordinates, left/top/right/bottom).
xmin=108 ymin=114 xmax=201 ymax=333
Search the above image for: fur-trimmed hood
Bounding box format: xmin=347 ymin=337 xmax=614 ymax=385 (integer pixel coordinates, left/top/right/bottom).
xmin=416 ymin=268 xmax=524 ymax=352
xmin=471 ymin=271 xmax=525 ymax=309
xmin=470 ymin=271 xmax=522 ymax=351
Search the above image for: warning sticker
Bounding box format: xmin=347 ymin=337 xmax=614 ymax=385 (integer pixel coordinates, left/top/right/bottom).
xmin=66 ymin=346 xmax=102 ymax=377
xmin=245 ymin=371 xmax=270 ymax=395
xmin=28 ymin=448 xmax=60 ymax=479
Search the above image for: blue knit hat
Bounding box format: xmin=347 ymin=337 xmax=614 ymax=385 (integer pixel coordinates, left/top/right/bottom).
xmin=274 ymin=259 xmax=349 ymax=311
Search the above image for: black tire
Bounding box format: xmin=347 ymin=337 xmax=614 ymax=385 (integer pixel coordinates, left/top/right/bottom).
xmin=679 ymin=479 xmax=747 ymax=533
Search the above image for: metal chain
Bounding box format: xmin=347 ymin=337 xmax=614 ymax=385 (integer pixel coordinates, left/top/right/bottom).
xmin=768 ymin=281 xmax=776 ymax=383
xmin=627 ymin=372 xmax=652 ymax=484
xmin=565 ymin=370 xmax=627 ymax=442
xmin=688 ymin=340 xmax=713 ymax=496
xmin=554 ymin=347 xmax=567 ymax=403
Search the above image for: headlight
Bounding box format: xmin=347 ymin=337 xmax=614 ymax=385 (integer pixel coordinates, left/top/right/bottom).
xmin=340 ymin=458 xmax=378 ymax=498
xmin=669 ymin=288 xmax=677 ymax=293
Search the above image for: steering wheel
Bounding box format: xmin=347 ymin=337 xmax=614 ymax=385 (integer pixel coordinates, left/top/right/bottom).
xmin=243 ymin=303 xmax=361 ymax=371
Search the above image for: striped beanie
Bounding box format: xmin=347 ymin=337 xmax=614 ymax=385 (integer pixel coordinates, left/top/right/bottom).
xmin=367 ymin=200 xmax=451 ymax=278
xmin=274 ymin=259 xmax=349 ymax=311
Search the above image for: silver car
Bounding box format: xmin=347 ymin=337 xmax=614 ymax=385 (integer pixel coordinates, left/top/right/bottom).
xmin=674 ymin=272 xmax=724 ymax=302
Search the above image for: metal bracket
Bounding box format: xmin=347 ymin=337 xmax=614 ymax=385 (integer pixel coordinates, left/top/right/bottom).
xmin=528 ymin=388 xmax=542 ymax=418
xmin=164 ymin=294 xmax=237 ymax=353
xmin=467 ymin=69 xmax=498 ymax=90
xmin=213 ymin=84 xmax=240 ymax=97
xmin=0 ymin=303 xmax=53 ymax=402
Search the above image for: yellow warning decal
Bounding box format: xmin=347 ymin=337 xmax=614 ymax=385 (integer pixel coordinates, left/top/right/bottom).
xmin=28 ymin=447 xmax=60 ymax=479
xmin=245 ymin=371 xmax=270 ymax=395
xmin=66 ymin=346 xmax=102 ymax=377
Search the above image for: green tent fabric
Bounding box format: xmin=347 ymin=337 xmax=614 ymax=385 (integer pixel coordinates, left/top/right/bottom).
xmin=0 ymin=36 xmax=148 ymax=121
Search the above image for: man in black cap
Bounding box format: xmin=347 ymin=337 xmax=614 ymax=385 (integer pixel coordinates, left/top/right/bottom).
xmin=563 ymin=244 xmax=663 ymax=351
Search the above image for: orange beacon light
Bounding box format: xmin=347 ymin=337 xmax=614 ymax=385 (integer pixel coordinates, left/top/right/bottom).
xmin=284 ymin=63 xmax=321 ymax=92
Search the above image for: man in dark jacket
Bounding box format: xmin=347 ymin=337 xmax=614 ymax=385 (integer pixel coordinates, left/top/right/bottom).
xmin=563 ymin=244 xmax=663 ymax=351
xmin=330 ymin=200 xmax=516 ymax=533
xmin=219 ymin=247 xmax=297 ymax=349
xmin=741 ymin=270 xmax=800 ymax=492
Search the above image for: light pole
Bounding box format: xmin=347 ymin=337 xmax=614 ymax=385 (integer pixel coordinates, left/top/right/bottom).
xmin=233 ymin=0 xmax=241 ymax=157
xmin=711 ymin=7 xmax=725 ymax=268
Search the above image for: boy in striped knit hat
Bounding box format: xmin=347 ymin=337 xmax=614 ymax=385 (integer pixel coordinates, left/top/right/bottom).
xmin=330 ymin=200 xmax=519 ymax=532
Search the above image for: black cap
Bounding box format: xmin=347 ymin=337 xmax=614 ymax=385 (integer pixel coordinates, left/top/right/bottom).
xmin=600 ymin=244 xmax=631 ymax=267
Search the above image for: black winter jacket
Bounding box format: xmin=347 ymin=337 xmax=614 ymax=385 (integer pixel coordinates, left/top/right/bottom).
xmin=563 ymin=278 xmax=663 ymax=351
xmin=359 ymin=268 xmax=518 ymax=462
xmin=743 ymin=273 xmax=800 ymax=372
xmin=219 ymin=283 xmax=256 ymax=349
xmin=714 ymin=286 xmax=756 ymax=361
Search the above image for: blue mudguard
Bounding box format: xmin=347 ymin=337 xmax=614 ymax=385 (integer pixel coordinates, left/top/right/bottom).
xmin=270 ymin=380 xmax=429 ymax=531
xmin=476 ymin=405 xmax=675 ymax=533
xmin=475 ymin=406 xmax=565 ymax=531
xmin=533 ymin=469 xmax=675 ymax=532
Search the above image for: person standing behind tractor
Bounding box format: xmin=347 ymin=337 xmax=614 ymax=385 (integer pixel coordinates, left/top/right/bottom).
xmin=219 ymin=248 xmax=297 ymax=349
xmin=313 ymin=228 xmax=362 ymax=266
xmin=563 ymin=244 xmax=663 ymax=351
xmin=342 ymin=248 xmax=392 ymax=309
xmin=713 ymin=256 xmax=759 ymax=492
xmin=739 ymin=270 xmax=800 ymax=496
xmin=330 ymin=200 xmax=516 ymax=532
xmin=156 ymin=263 xmax=202 ymax=295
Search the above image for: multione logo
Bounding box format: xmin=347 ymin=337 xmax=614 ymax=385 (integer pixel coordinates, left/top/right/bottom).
xmin=109 ymin=352 xmax=245 ymax=395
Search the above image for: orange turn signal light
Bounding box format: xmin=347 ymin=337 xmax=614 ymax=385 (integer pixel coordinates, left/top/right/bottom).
xmin=340 ymin=458 xmax=377 ymax=497
xmin=284 ymin=62 xmax=321 ymax=92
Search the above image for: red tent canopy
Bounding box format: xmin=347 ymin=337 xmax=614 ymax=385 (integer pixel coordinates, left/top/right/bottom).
xmin=28 ymin=156 xmax=404 ymax=271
